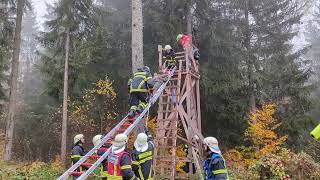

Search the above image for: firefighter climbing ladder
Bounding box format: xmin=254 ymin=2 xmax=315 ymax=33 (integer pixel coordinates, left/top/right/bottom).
xmin=57 ymin=67 xmax=176 ymax=180
xmin=154 ymin=44 xmax=204 ymax=180
xmin=57 ymin=43 xmax=203 ymax=180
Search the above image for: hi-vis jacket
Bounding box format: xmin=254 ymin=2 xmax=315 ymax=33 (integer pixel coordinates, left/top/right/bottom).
xmin=71 ymin=144 xmax=86 ymax=172
xmin=106 ymin=150 xmax=137 ymax=180
xmin=132 ymin=142 xmax=154 ymax=180
xmin=203 ymin=152 xmax=229 ymax=180
xmin=129 ymin=71 xmax=155 ymax=93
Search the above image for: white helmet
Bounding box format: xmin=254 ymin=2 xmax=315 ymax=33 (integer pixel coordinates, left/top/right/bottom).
xmin=113 ymin=133 xmax=128 ymax=148
xmin=164 ymin=45 xmax=172 ymax=51
xmin=203 ymin=137 xmax=221 ymax=154
xmin=134 ymin=133 xmax=148 ymax=152
xmin=92 ymin=134 xmax=103 ymax=147
xmin=74 ymin=134 xmax=84 ymax=145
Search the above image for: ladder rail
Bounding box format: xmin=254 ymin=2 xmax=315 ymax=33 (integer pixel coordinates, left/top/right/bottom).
xmin=58 ymin=67 xmax=176 ymax=180
xmin=57 ymin=115 xmax=129 ymax=180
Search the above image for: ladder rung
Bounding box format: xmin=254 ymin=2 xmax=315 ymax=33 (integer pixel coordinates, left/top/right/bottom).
xmin=81 ymin=163 xmax=93 ymax=167
xmin=166 ymin=85 xmax=180 ymax=88
xmin=155 ymin=136 xmax=176 ymax=139
xmin=88 ymin=155 xmax=101 ymax=159
xmin=175 ymin=52 xmax=185 ymax=55
xmin=175 ymin=55 xmax=185 ymax=59
xmin=159 ymin=102 xmax=176 ymax=105
xmin=121 ymin=122 xmax=132 ymax=127
xmin=156 ymin=118 xmax=175 ymax=122
xmin=158 ymin=110 xmax=176 ymax=113
xmin=97 ymin=148 xmax=108 ymax=151
xmin=70 ymin=171 xmax=83 ymax=175
xmin=117 ymin=129 xmax=126 ymax=133
xmin=161 ymin=94 xmax=180 ymax=97
xmin=156 ymin=145 xmax=175 ymax=149
xmin=156 ymin=127 xmax=176 ymax=130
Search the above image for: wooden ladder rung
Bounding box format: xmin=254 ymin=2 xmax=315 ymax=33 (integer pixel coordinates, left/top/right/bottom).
xmin=161 ymin=94 xmax=180 ymax=97
xmin=158 ymin=110 xmax=177 ymax=113
xmin=156 ymin=145 xmax=176 ymax=149
xmin=156 ymin=118 xmax=174 ymax=122
xmin=156 ymin=127 xmax=177 ymax=130
xmin=166 ymin=86 xmax=180 ymax=88
xmin=175 ymin=52 xmax=185 ymax=55
xmin=154 ymin=136 xmax=176 ymax=139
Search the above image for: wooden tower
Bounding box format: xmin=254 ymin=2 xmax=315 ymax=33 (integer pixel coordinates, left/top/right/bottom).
xmin=153 ymin=44 xmax=204 ymax=180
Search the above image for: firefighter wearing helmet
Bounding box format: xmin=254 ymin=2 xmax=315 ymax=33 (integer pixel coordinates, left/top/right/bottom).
xmin=163 ymin=45 xmax=176 ymax=70
xmin=132 ymin=127 xmax=154 ymax=180
xmin=71 ymin=134 xmax=86 ymax=180
xmin=92 ymin=134 xmax=109 ymax=179
xmin=203 ymin=137 xmax=229 ymax=180
xmin=127 ymin=66 xmax=156 ymax=118
xmin=106 ymin=133 xmax=137 ymax=179
xmin=176 ymin=33 xmax=200 ymax=61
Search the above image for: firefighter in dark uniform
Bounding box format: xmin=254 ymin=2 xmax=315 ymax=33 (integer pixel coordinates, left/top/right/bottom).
xmin=71 ymin=134 xmax=86 ymax=180
xmin=106 ymin=133 xmax=137 ymax=180
xmin=132 ymin=128 xmax=154 ymax=180
xmin=127 ymin=66 xmax=155 ymax=118
xmin=203 ymin=137 xmax=229 ymax=180
xmin=92 ymin=134 xmax=110 ymax=179
xmin=163 ymin=45 xmax=176 ymax=70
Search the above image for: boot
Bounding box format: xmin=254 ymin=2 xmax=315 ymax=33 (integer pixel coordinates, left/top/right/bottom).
xmin=136 ymin=106 xmax=144 ymax=114
xmin=128 ymin=109 xmax=136 ymax=118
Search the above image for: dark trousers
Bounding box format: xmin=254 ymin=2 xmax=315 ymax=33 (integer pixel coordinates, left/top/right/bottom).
xmin=130 ymin=92 xmax=148 ymax=110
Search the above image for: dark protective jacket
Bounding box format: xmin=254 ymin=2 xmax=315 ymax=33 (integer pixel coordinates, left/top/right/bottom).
xmin=71 ymin=144 xmax=86 ymax=172
xmin=129 ymin=71 xmax=155 ymax=93
xmin=203 ymin=152 xmax=229 ymax=180
xmin=132 ymin=132 xmax=154 ymax=180
xmin=163 ymin=49 xmax=176 ymax=65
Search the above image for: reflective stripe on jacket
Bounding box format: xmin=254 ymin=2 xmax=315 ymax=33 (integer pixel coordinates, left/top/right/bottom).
xmin=129 ymin=72 xmax=153 ymax=93
xmin=71 ymin=144 xmax=86 ymax=172
xmin=132 ymin=142 xmax=154 ymax=180
xmin=203 ymin=152 xmax=229 ymax=180
xmin=107 ymin=151 xmax=137 ymax=180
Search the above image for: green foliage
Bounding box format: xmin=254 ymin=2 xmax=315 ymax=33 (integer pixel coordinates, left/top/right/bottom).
xmin=0 ymin=160 xmax=63 ymax=179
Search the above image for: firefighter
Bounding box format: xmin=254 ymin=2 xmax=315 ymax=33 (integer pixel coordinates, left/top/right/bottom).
xmin=163 ymin=45 xmax=176 ymax=70
xmin=203 ymin=137 xmax=229 ymax=180
xmin=127 ymin=66 xmax=155 ymax=118
xmin=71 ymin=134 xmax=86 ymax=180
xmin=176 ymin=33 xmax=200 ymax=61
xmin=92 ymin=134 xmax=109 ymax=179
xmin=106 ymin=133 xmax=137 ymax=180
xmin=132 ymin=128 xmax=154 ymax=180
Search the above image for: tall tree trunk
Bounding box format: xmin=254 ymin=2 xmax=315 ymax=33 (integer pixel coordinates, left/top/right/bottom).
xmin=186 ymin=0 xmax=192 ymax=35
xmin=61 ymin=28 xmax=70 ymax=166
xmin=4 ymin=0 xmax=24 ymax=162
xmin=244 ymin=1 xmax=256 ymax=111
xmin=132 ymin=0 xmax=143 ymax=73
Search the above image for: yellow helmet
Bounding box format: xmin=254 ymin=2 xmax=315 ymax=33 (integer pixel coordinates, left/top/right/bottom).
xmin=176 ymin=34 xmax=183 ymax=42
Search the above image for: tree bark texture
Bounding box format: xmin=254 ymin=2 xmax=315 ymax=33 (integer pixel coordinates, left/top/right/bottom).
xmin=4 ymin=0 xmax=24 ymax=162
xmin=61 ymin=28 xmax=70 ymax=166
xmin=132 ymin=0 xmax=143 ymax=73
